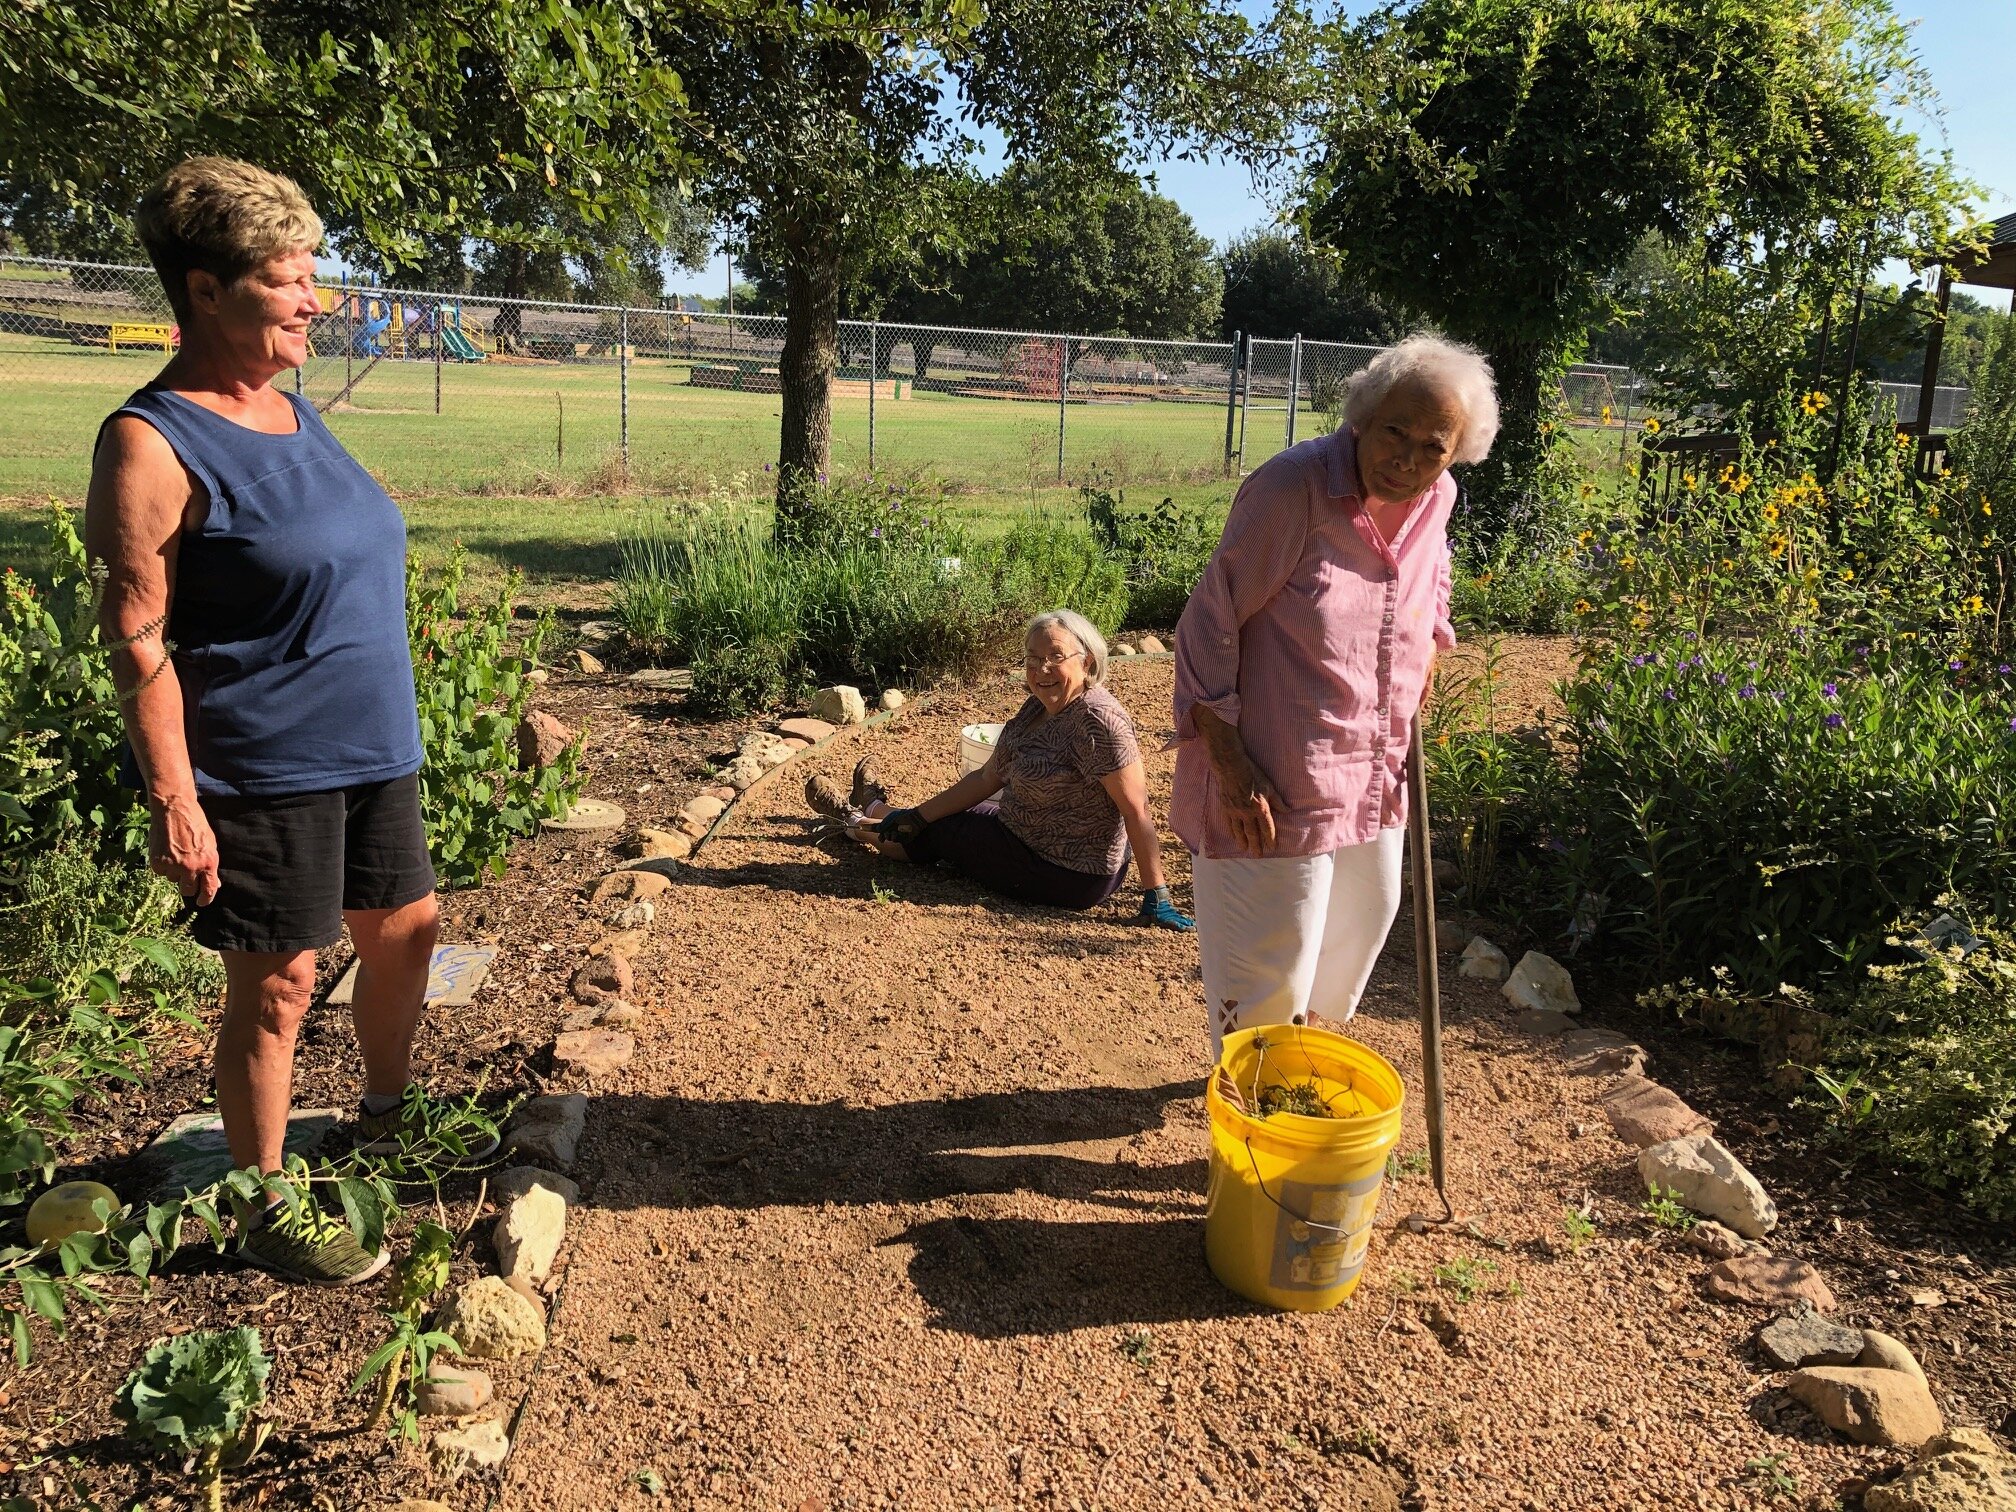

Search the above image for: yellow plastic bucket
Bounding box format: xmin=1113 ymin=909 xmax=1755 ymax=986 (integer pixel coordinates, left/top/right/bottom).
xmin=1204 ymin=1024 xmax=1405 ymax=1311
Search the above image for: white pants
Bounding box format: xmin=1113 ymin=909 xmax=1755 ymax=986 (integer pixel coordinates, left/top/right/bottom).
xmin=1193 ymin=827 xmax=1407 ymax=1058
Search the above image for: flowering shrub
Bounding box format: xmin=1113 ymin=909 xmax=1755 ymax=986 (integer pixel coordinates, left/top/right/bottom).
xmin=407 ymin=550 xmax=581 ymax=886
xmin=1082 ymin=482 xmax=1220 ymax=629
xmin=1819 ymin=911 xmax=2016 ymax=1221
xmin=1556 ymin=632 xmax=2016 ymax=987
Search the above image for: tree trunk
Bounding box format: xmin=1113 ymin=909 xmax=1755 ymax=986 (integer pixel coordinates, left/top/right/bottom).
xmin=775 ymin=218 xmax=842 ymax=520
xmin=1459 ymin=336 xmax=1563 ymax=543
xmin=494 ymin=247 xmax=528 ymax=354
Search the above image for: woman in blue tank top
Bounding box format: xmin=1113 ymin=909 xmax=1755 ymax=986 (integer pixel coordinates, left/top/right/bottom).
xmin=85 ymin=158 xmax=493 ymax=1286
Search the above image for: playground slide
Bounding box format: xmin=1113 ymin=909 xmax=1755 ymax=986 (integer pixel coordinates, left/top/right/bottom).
xmin=353 ymin=311 xmax=391 ymax=357
xmin=439 ymin=325 xmax=486 ymax=362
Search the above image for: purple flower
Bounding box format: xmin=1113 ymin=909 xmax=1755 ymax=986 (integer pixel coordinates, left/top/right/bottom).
xmin=890 ymin=501 xmax=901 ymax=511
xmin=2009 ymin=717 xmax=2016 ymax=732
xmin=1682 ymin=630 xmax=1698 ymax=641
xmin=763 ymin=462 xmax=773 ymax=473
xmin=1739 ymin=685 xmax=1757 ymax=699
xmin=1824 ymin=713 xmax=1844 ymax=729
xmin=1951 ymin=660 xmax=1964 ymax=672
xmin=870 ymin=527 xmax=881 ymax=538
xmin=1855 ymin=646 xmax=1870 ymax=658
xmin=1661 ymin=688 xmax=1677 ymax=701
xmin=1770 ymin=690 xmax=1785 ymax=702
xmin=1712 ymin=672 xmax=1728 ymax=686
xmin=818 ymin=471 xmax=828 ymax=483
xmin=1631 ymin=654 xmax=1651 ymax=667
xmin=2001 ymin=664 xmax=2012 ymax=675
xmin=1822 ymin=682 xmax=1838 ymax=698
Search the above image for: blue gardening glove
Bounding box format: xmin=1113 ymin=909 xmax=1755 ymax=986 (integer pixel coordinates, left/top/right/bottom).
xmin=877 ymin=807 xmax=928 ymax=846
xmin=1138 ymin=886 xmax=1194 ymax=932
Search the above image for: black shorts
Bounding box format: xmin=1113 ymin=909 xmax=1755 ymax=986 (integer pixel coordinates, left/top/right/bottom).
xmin=192 ymin=773 xmax=436 ymax=954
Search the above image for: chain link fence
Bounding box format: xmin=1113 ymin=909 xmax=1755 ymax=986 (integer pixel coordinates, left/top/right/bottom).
xmin=0 ymin=252 xmax=1725 ymax=505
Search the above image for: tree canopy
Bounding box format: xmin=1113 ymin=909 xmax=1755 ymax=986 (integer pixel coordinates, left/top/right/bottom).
xmin=1301 ymin=0 xmax=1980 ymax=523
xmin=1217 ymin=229 xmax=1405 ymax=344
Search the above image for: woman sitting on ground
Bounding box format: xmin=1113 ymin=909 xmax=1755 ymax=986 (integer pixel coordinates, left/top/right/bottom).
xmin=806 ymin=611 xmax=1193 ymax=929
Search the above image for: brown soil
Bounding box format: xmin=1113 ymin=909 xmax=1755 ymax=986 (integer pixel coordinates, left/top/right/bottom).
xmin=6 ymin=641 xmax=2012 ymax=1512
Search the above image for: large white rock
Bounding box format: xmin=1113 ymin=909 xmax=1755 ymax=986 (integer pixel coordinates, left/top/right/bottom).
xmin=505 ymin=1093 xmax=587 ymax=1170
xmin=812 ymin=685 xmax=868 ymax=725
xmin=1636 ymin=1134 xmax=1777 ymax=1238
xmin=438 ymin=1276 xmax=546 ymax=1360
xmin=1502 ymin=951 xmax=1580 ymax=1013
xmin=493 ymin=1184 xmax=566 ymax=1285
xmin=1458 ymin=937 xmax=1510 ymax=983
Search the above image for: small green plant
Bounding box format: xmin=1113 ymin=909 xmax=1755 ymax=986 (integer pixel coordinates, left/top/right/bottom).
xmin=1118 ymin=1328 xmax=1156 ymax=1370
xmin=1434 ymin=1256 xmax=1499 ymax=1304
xmin=1744 ymin=1451 xmax=1798 ymax=1499
xmin=115 ymin=1326 xmax=271 ymax=1511
xmin=1640 ymin=1185 xmax=1697 ymax=1231
xmin=1389 ymin=1269 xmax=1422 ymax=1294
xmin=634 ymin=1467 xmax=667 ymax=1496
xmin=1806 ymin=1065 xmax=1878 ymax=1134
xmin=351 ymin=1220 xmax=460 ymax=1439
xmin=869 ymin=878 xmax=900 ymax=906
xmin=1561 ymin=1206 xmax=1598 ymax=1252
xmin=1385 ymin=1150 xmax=1430 ymax=1181
xmin=1350 ymin=1423 xmax=1383 ymax=1455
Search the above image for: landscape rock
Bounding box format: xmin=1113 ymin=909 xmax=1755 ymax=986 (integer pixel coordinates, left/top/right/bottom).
xmin=438 ymin=1276 xmax=547 ymax=1359
xmin=576 ymin=619 xmax=616 ymax=644
xmin=584 ymin=869 xmax=671 ymax=906
xmin=1502 ymin=951 xmax=1580 ymax=1014
xmin=388 ymin=1503 xmax=457 ymax=1512
xmin=515 ymin=712 xmax=574 ymax=770
xmin=592 ymin=929 xmax=649 ymax=962
xmin=1704 ymin=1254 xmax=1834 ymax=1310
xmin=703 ymin=785 xmax=735 ymax=802
xmin=596 ymin=1001 xmax=643 ymax=1028
xmin=1431 ymin=857 xmax=1462 ymax=890
xmin=1114 ymin=643 xmax=1138 ymax=657
xmin=1759 ymin=1304 xmax=1866 ymax=1370
xmin=494 ymin=1185 xmax=566 ymax=1285
xmin=812 ymin=685 xmax=868 ymax=725
xmin=880 ymin=689 xmax=906 ymax=711
xmin=684 ymin=794 xmax=727 ymax=825
xmin=1604 ymin=1077 xmax=1714 ymax=1148
xmin=614 ymin=899 xmax=655 ymax=930
xmin=504 ymin=1094 xmax=587 ymax=1170
xmin=1558 ymin=1027 xmax=1636 ymax=1057
xmin=503 ymin=1274 xmax=544 ymax=1310
xmin=1434 ymin=918 xmax=1472 ymax=953
xmin=1137 ymin=635 xmax=1167 ymax=655
xmin=1566 ymin=1043 xmax=1649 ymax=1078
xmin=627 ymin=667 xmax=687 ymax=690
xmin=1638 ymin=1135 xmax=1777 ymax=1237
xmin=552 ymin=1029 xmax=634 ymax=1077
xmin=776 ymin=717 xmax=836 ymax=743
xmin=1684 ymin=1221 xmax=1746 ymax=1261
xmin=1457 ymin=937 xmax=1510 ymax=982
xmin=559 ymin=1007 xmax=602 ymax=1033
xmin=723 ymin=753 xmax=768 ymax=791
xmin=1513 ymin=1009 xmax=1576 ymax=1036
xmin=629 ymin=828 xmax=690 ymax=862
xmin=415 ymin=1363 xmax=493 ymax=1418
xmin=1866 ymin=1437 xmax=2016 ymax=1512
xmin=431 ymin=1417 xmax=510 ymax=1477
xmin=490 ymin=1167 xmax=580 ymax=1206
xmin=1859 ymin=1330 xmax=1931 ymax=1387
xmin=1788 ymin=1366 xmax=1945 ymax=1448
xmin=569 ymin=952 xmax=633 ymax=1005
xmin=781 ymin=737 xmax=810 ymax=751
xmin=572 ymin=648 xmax=603 ymax=675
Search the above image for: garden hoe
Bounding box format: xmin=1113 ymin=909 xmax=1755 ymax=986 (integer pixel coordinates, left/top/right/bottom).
xmin=1403 ymin=716 xmax=1457 ymax=1228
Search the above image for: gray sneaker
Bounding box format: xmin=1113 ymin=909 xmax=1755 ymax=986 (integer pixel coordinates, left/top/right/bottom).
xmin=238 ymin=1207 xmax=390 ymax=1287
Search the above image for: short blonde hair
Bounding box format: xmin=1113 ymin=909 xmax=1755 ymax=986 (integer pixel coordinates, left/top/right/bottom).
xmin=1342 ymin=333 xmax=1501 ymax=466
xmin=1026 ymin=609 xmax=1109 ymax=685
xmin=136 ymin=157 xmax=323 ymax=320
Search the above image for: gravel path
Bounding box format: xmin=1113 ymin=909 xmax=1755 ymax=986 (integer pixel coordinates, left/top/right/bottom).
xmin=494 ymin=655 xmax=1908 ymax=1512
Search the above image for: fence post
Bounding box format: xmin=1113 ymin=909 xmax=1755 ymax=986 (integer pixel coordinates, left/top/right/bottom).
xmin=619 ymin=308 xmax=630 ymax=474
xmin=1056 ymin=335 xmax=1069 ymax=485
xmin=433 ymin=299 xmax=442 ymax=415
xmin=1239 ymin=337 xmax=1254 ymax=473
xmin=344 ymin=286 xmax=353 ymax=395
xmin=1285 ymin=333 xmax=1303 ymax=448
xmin=868 ymin=320 xmax=878 ymax=469
xmin=1223 ymin=332 xmax=1242 ymax=478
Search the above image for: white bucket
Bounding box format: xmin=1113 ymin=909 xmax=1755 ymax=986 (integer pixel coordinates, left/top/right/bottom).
xmin=958 ymin=723 xmax=1003 ymax=776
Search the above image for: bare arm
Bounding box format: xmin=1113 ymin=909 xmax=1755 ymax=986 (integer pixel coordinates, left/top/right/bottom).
xmin=1191 ymin=704 xmax=1288 ymax=858
xmin=1099 ymin=758 xmax=1167 ymax=890
xmin=916 ymin=750 xmax=1004 ymax=823
xmin=84 ymin=418 xmax=218 ymax=904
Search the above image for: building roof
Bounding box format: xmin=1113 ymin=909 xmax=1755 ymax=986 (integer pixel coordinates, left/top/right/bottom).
xmin=1954 ymin=212 xmax=2016 ymax=291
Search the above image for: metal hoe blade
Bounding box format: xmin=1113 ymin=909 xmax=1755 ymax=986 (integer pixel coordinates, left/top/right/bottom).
xmin=1405 ymin=716 xmax=1456 ymax=1225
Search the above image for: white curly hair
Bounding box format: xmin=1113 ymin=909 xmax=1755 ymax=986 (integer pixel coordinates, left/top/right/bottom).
xmin=1025 ymin=609 xmax=1109 ymax=685
xmin=1341 ymin=333 xmax=1500 ymax=465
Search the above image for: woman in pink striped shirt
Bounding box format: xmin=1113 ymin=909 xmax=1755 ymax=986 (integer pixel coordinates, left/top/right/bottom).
xmin=1172 ymin=335 xmax=1500 ymax=1055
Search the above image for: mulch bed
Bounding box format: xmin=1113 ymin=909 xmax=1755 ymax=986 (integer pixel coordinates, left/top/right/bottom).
xmin=3 ymin=637 xmax=2010 ymax=1512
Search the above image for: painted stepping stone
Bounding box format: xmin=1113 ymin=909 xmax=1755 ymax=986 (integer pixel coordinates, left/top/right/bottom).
xmin=540 ymin=796 xmax=626 ymax=832
xmin=326 ymin=944 xmax=498 ymax=1007
xmin=131 ymin=1108 xmax=342 ymax=1198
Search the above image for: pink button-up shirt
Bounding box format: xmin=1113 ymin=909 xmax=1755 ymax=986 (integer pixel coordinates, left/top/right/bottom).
xmin=1171 ymin=427 xmax=1457 ymax=860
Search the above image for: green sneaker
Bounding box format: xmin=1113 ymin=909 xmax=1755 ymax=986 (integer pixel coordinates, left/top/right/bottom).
xmin=353 ymin=1087 xmax=501 ymax=1161
xmin=237 ymin=1207 xmax=390 ymax=1287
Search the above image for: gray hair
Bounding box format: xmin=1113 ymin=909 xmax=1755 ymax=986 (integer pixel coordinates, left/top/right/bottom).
xmin=1025 ymin=609 xmax=1109 ymax=685
xmin=1341 ymin=333 xmax=1500 ymax=465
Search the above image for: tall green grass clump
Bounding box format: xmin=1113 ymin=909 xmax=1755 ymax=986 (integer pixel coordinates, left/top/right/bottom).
xmin=615 ymin=480 xmax=1128 ymax=717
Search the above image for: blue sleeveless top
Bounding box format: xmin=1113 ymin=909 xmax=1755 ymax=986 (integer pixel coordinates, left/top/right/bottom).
xmin=106 ymin=387 xmax=424 ymax=797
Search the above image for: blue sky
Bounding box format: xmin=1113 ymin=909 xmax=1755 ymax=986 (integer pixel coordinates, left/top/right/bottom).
xmin=679 ymin=0 xmax=2016 ymax=314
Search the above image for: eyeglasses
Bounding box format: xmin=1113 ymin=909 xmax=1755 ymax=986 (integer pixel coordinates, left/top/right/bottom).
xmin=1024 ymin=650 xmax=1086 ymax=673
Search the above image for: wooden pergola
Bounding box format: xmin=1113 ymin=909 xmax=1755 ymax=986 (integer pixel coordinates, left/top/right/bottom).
xmin=1913 ymin=210 xmax=2016 ymax=435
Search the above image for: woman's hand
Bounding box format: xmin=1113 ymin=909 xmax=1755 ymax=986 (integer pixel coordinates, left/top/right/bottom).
xmin=149 ymin=793 xmax=221 ymax=905
xmin=1193 ymin=708 xmax=1288 ymax=858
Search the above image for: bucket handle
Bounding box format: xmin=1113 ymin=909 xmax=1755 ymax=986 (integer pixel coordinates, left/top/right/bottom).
xmin=1240 ymin=1137 xmax=1354 ymax=1240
